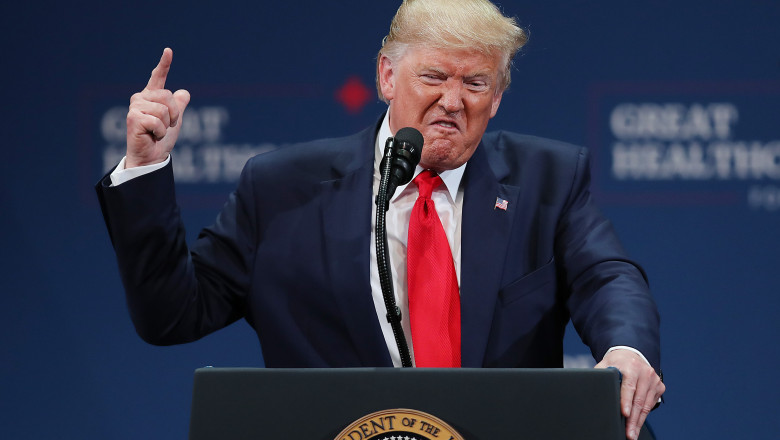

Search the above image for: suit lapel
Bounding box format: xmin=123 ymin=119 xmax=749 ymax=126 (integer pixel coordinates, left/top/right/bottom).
xmin=459 ymin=144 xmax=521 ymax=367
xmin=319 ymin=124 xmax=393 ymax=367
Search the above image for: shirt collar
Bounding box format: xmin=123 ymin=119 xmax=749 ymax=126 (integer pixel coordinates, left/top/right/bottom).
xmin=375 ymin=110 xmax=467 ymax=202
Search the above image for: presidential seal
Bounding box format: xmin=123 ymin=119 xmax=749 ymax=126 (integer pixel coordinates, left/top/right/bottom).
xmin=335 ymin=408 xmax=465 ymax=440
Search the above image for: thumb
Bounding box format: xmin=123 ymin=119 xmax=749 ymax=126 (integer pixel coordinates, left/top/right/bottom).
xmin=169 ymin=89 xmax=191 ymax=128
xmin=174 ymin=89 xmax=191 ymax=113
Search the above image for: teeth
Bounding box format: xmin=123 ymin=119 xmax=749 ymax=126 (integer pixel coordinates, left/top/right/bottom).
xmin=438 ymin=122 xmax=455 ymax=128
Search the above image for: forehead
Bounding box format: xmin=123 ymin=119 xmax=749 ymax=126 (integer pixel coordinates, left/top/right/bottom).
xmin=400 ymin=45 xmax=502 ymax=76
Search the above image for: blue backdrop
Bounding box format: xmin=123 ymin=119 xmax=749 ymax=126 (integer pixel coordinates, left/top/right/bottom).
xmin=2 ymin=1 xmax=779 ymax=438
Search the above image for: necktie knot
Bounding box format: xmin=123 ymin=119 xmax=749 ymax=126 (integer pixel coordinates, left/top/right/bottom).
xmin=414 ymin=170 xmax=443 ymax=199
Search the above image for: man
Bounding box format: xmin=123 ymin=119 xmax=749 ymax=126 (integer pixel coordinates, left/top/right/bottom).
xmin=96 ymin=1 xmax=664 ymax=439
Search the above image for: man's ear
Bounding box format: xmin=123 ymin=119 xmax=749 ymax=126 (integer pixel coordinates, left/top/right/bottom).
xmin=378 ymin=55 xmax=395 ymax=101
xmin=490 ymin=89 xmax=504 ymax=118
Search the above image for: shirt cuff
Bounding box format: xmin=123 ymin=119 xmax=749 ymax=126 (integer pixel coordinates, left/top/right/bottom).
xmin=109 ymin=155 xmax=170 ymax=187
xmin=606 ymin=346 xmax=651 ymax=367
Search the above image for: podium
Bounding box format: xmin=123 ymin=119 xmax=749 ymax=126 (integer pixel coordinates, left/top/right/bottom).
xmin=189 ymin=368 xmax=647 ymax=440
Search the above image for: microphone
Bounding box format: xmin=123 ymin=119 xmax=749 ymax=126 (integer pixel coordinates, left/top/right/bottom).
xmin=375 ymin=126 xmax=423 ymax=368
xmin=382 ymin=127 xmax=424 ymax=200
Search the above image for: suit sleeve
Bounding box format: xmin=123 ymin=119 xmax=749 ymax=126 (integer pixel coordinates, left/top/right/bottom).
xmin=95 ymin=159 xmax=256 ymax=345
xmin=555 ymin=148 xmax=661 ymax=372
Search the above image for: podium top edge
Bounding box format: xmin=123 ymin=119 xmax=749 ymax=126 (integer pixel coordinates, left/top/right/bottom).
xmin=193 ymin=367 xmax=619 ymax=376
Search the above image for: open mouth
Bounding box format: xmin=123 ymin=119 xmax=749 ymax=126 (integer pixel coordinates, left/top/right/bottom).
xmin=432 ymin=120 xmax=459 ymax=131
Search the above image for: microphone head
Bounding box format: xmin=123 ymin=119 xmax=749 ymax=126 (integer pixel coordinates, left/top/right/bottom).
xmin=389 ymin=127 xmax=423 ymax=189
xmin=382 ymin=127 xmax=425 ymax=201
xmin=394 ymin=127 xmax=424 ymax=163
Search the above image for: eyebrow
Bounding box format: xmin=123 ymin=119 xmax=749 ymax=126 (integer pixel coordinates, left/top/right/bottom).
xmin=419 ymin=67 xmax=493 ymax=81
xmin=465 ymin=73 xmax=491 ymax=81
xmin=419 ymin=67 xmax=447 ymax=76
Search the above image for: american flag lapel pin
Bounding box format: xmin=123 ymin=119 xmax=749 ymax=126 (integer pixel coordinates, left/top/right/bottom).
xmin=494 ymin=197 xmax=508 ymax=211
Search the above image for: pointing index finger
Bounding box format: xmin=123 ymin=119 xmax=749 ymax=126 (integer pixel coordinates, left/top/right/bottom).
xmin=146 ymin=48 xmax=173 ymax=91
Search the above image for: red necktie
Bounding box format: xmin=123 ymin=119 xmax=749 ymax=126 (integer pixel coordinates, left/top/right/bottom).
xmin=407 ymin=170 xmax=461 ymax=367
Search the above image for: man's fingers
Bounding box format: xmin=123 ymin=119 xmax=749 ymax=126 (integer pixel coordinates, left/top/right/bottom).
xmin=139 ymin=49 xmax=188 ymax=126
xmin=626 ymin=389 xmax=646 ymax=440
xmin=130 ymin=88 xmax=187 ymax=128
xmin=626 ymin=384 xmax=658 ymax=440
xmin=132 ymin=100 xmax=172 ymax=129
xmin=625 ymin=366 xmax=664 ymax=440
xmin=619 ymin=374 xmax=637 ymax=418
xmin=128 ymin=107 xmax=167 ymax=140
xmin=127 ymin=91 xmax=190 ymax=140
xmin=633 ymin=387 xmax=657 ymax=439
xmin=146 ymin=48 xmax=173 ymax=91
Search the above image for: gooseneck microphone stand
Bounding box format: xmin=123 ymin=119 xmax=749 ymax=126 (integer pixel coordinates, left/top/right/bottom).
xmin=375 ymin=137 xmax=413 ymax=368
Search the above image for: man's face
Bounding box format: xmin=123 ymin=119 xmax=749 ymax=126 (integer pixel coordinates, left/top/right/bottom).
xmin=378 ymin=46 xmax=504 ymax=172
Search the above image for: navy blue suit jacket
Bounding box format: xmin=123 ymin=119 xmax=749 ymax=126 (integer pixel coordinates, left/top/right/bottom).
xmin=97 ymin=121 xmax=660 ymax=371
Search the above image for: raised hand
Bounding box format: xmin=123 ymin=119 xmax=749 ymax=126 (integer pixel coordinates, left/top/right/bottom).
xmin=125 ymin=48 xmax=191 ymax=168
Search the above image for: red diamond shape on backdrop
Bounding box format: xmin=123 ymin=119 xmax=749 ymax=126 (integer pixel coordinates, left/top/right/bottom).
xmin=335 ymin=76 xmax=372 ymax=114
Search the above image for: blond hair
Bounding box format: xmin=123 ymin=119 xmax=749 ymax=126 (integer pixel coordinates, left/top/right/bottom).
xmin=376 ymin=0 xmax=528 ymax=101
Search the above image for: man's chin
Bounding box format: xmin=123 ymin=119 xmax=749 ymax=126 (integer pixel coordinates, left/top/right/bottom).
xmin=419 ymin=141 xmax=476 ymax=172
xmin=419 ymin=155 xmax=468 ymax=173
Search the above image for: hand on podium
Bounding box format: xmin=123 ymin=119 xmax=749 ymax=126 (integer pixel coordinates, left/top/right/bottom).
xmin=596 ymin=349 xmax=665 ymax=440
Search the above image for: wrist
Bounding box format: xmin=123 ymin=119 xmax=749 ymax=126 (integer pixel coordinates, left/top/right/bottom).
xmin=125 ymin=154 xmax=168 ymax=169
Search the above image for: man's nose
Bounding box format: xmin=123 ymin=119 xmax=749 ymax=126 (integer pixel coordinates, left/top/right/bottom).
xmin=439 ymin=79 xmax=465 ymax=113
